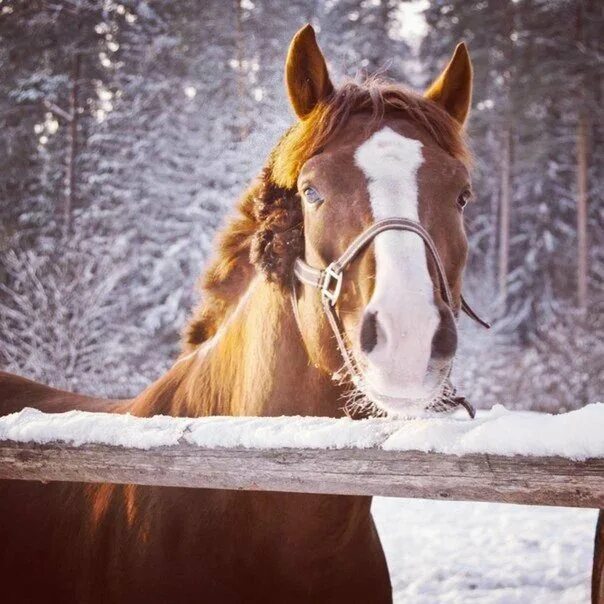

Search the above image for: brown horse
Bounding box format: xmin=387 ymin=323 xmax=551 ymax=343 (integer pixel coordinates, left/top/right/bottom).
xmin=0 ymin=25 xmax=477 ymax=603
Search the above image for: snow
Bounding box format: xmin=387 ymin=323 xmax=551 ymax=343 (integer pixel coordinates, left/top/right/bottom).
xmin=184 ymin=415 xmax=397 ymax=449
xmin=381 ymin=403 xmax=604 ymax=459
xmin=0 ymin=407 xmax=190 ymax=449
xmin=0 ymin=403 xmax=603 ymax=459
xmin=372 ymin=497 xmax=597 ymax=604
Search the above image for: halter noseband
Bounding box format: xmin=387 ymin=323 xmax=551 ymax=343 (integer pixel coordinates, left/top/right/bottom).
xmin=291 ymin=217 xmax=490 ymax=418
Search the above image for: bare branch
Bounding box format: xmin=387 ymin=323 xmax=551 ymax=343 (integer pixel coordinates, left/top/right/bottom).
xmin=42 ymin=99 xmax=73 ymax=122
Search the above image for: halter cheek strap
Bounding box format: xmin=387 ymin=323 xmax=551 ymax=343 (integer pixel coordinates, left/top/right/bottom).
xmin=291 ymin=217 xmax=490 ymax=418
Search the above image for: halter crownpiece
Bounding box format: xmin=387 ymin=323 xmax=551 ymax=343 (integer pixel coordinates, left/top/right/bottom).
xmin=291 ymin=217 xmax=490 ymax=419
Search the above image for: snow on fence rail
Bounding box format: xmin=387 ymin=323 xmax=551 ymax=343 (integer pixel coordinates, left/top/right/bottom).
xmin=0 ymin=405 xmax=603 ymax=508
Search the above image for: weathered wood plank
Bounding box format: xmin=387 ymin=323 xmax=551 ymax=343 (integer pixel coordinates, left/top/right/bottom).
xmin=0 ymin=440 xmax=602 ymax=508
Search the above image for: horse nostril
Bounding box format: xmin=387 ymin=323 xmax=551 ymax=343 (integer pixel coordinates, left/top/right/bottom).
xmin=360 ymin=311 xmax=378 ymax=354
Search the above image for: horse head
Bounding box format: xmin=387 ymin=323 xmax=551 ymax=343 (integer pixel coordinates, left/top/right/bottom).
xmin=186 ymin=25 xmax=485 ymax=418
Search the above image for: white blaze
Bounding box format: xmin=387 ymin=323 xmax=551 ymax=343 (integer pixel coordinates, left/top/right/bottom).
xmin=354 ymin=127 xmax=439 ymax=399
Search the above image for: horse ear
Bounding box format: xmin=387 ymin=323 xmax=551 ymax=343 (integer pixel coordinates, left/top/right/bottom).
xmin=424 ymin=42 xmax=473 ymax=126
xmin=285 ymin=24 xmax=334 ymax=120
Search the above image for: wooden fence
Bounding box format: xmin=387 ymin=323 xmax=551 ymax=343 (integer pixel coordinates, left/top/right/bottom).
xmin=1 ymin=438 xmax=602 ymax=508
xmin=1 ymin=416 xmax=603 ymax=603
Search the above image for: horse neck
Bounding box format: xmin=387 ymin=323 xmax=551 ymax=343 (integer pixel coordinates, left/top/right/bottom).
xmin=132 ymin=276 xmax=342 ymax=419
xmin=128 ymin=278 xmax=375 ymax=567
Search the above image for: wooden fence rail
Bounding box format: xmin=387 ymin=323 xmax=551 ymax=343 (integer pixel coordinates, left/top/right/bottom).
xmin=1 ymin=439 xmax=603 ymax=508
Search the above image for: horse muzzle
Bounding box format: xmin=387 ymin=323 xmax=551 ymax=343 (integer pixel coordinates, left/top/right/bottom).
xmin=291 ymin=217 xmax=489 ymax=415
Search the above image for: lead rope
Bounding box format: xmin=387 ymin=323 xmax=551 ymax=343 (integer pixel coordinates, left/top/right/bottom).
xmin=425 ymin=369 xmax=476 ymax=419
xmin=291 ymin=218 xmax=490 ymax=419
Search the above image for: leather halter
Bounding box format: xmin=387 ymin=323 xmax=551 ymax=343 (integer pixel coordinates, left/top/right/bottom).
xmin=291 ymin=217 xmax=490 ymax=416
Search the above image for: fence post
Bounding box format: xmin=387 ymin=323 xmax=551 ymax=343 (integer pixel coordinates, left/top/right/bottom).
xmin=594 ymin=510 xmax=604 ymax=604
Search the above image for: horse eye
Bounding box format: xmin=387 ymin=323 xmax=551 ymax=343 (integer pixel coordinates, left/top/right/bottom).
xmin=302 ymin=186 xmax=323 ymax=206
xmin=457 ymin=188 xmax=472 ymax=210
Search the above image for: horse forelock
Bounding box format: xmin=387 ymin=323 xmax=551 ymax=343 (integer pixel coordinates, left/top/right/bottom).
xmin=272 ymin=77 xmax=471 ymax=189
xmin=183 ymin=78 xmax=470 ymax=351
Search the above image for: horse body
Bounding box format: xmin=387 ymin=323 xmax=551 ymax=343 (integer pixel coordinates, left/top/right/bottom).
xmin=0 ymin=371 xmax=124 ymax=414
xmin=0 ymin=25 xmax=478 ymax=603
xmin=0 ymin=483 xmax=388 ymax=603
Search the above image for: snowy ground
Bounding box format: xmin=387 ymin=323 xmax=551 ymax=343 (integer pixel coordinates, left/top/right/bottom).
xmin=373 ymin=497 xmax=597 ymax=604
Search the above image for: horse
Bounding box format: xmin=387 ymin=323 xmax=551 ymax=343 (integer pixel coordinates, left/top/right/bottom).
xmin=0 ymin=25 xmax=480 ymax=603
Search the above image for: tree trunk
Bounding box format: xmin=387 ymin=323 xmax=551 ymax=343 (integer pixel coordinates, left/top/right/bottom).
xmin=497 ymin=0 xmax=516 ymax=310
xmin=234 ymin=0 xmax=248 ymax=141
xmin=498 ymin=124 xmax=512 ymax=306
xmin=64 ymin=52 xmax=80 ymax=237
xmin=594 ymin=510 xmax=604 ymax=604
xmin=576 ymin=110 xmax=589 ymax=310
xmin=575 ymin=2 xmax=590 ymax=310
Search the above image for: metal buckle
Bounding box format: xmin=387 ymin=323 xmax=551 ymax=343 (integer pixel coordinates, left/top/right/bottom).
xmin=321 ymin=264 xmax=343 ymax=306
